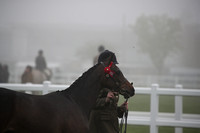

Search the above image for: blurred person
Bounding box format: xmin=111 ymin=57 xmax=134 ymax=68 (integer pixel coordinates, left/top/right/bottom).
xmin=93 ymin=45 xmax=105 ymax=65
xmin=0 ymin=63 xmax=3 ymax=83
xmin=2 ymin=64 xmax=9 ymax=83
xmin=21 ymin=65 xmax=33 ymax=83
xmin=89 ymin=50 xmax=128 ymax=133
xmin=35 ymin=50 xmax=47 ymax=72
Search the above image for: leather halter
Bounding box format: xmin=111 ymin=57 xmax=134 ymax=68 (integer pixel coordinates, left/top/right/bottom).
xmin=101 ymin=62 xmax=120 ymax=89
xmin=103 ymin=62 xmax=115 ymax=77
xmin=101 ymin=62 xmax=115 ymax=77
xmin=101 ymin=62 xmax=130 ymax=98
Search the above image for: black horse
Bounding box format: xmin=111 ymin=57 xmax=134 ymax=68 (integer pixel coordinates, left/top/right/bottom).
xmin=0 ymin=59 xmax=135 ymax=133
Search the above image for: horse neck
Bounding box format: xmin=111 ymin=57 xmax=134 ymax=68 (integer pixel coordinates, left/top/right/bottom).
xmin=64 ymin=64 xmax=103 ymax=118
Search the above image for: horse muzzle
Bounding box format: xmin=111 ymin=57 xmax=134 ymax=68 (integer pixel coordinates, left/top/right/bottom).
xmin=119 ymin=86 xmax=135 ymax=99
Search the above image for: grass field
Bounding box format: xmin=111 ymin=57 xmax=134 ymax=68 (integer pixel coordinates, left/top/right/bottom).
xmin=118 ymin=94 xmax=200 ymax=133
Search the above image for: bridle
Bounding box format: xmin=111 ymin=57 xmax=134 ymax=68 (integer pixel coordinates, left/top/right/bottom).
xmin=102 ymin=61 xmax=115 ymax=78
xmin=101 ymin=61 xmax=122 ymax=91
xmin=101 ymin=61 xmax=131 ymax=99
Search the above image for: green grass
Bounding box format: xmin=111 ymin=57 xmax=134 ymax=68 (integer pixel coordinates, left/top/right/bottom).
xmin=121 ymin=125 xmax=149 ymax=133
xmin=183 ymin=128 xmax=200 ymax=133
xmin=121 ymin=126 xmax=200 ymax=133
xmin=118 ymin=94 xmax=200 ymax=133
xmin=159 ymin=126 xmax=174 ymax=133
xmin=183 ymin=96 xmax=200 ymax=114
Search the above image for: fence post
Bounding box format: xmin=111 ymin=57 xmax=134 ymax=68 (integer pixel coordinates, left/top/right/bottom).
xmin=150 ymin=84 xmax=159 ymax=133
xmin=25 ymin=82 xmax=33 ymax=94
xmin=43 ymin=81 xmax=51 ymax=95
xmin=175 ymin=84 xmax=183 ymax=133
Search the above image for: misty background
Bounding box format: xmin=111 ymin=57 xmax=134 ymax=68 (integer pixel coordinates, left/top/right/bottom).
xmin=0 ymin=0 xmax=200 ymax=88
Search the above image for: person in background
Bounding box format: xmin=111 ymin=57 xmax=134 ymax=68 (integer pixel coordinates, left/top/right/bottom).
xmin=21 ymin=65 xmax=33 ymax=83
xmin=0 ymin=63 xmax=3 ymax=83
xmin=2 ymin=64 xmax=9 ymax=83
xmin=89 ymin=50 xmax=128 ymax=133
xmin=35 ymin=50 xmax=47 ymax=72
xmin=93 ymin=45 xmax=105 ymax=65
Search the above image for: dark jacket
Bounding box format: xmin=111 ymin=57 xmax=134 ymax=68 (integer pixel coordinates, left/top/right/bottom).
xmin=89 ymin=88 xmax=126 ymax=133
xmin=35 ymin=55 xmax=47 ymax=71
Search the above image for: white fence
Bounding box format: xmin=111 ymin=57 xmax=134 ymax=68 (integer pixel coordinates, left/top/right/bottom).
xmin=130 ymin=84 xmax=200 ymax=133
xmin=0 ymin=81 xmax=200 ymax=133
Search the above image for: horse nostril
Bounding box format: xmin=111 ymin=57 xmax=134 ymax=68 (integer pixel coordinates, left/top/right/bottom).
xmin=131 ymin=82 xmax=133 ymax=85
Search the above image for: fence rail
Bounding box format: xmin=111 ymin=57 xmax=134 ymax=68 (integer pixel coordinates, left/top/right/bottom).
xmin=0 ymin=81 xmax=200 ymax=133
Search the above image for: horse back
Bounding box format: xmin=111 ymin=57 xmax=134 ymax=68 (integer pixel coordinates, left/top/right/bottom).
xmin=0 ymin=88 xmax=16 ymax=132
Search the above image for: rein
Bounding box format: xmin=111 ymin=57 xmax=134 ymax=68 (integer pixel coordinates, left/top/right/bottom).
xmin=120 ymin=99 xmax=129 ymax=133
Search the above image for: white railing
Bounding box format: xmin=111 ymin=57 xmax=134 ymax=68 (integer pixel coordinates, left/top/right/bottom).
xmin=131 ymin=84 xmax=200 ymax=133
xmin=0 ymin=82 xmax=200 ymax=133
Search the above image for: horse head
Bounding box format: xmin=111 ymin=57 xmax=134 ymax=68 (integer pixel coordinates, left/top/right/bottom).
xmin=100 ymin=60 xmax=135 ymax=99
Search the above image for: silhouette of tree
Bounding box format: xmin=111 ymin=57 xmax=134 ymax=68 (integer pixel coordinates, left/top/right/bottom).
xmin=132 ymin=14 xmax=182 ymax=74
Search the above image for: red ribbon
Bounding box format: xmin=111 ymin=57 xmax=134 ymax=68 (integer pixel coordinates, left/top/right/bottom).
xmin=104 ymin=62 xmax=115 ymax=77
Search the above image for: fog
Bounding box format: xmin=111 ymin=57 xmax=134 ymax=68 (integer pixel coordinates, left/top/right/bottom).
xmin=0 ymin=0 xmax=200 ymax=87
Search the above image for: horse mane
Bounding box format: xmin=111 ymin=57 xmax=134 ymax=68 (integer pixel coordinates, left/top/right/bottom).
xmin=64 ymin=63 xmax=100 ymax=94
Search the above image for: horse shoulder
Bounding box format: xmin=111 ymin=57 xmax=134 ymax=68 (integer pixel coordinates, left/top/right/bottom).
xmin=45 ymin=93 xmax=90 ymax=133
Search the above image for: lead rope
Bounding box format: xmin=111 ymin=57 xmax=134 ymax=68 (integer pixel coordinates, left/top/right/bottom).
xmin=124 ymin=107 xmax=128 ymax=133
xmin=120 ymin=99 xmax=128 ymax=133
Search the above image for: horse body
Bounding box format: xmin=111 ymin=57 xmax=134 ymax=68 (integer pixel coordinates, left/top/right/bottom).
xmin=32 ymin=68 xmax=52 ymax=84
xmin=0 ymin=62 xmax=134 ymax=133
xmin=0 ymin=88 xmax=89 ymax=133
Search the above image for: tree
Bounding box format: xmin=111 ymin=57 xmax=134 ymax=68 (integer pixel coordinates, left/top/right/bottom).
xmin=132 ymin=14 xmax=182 ymax=74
